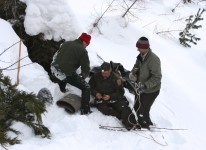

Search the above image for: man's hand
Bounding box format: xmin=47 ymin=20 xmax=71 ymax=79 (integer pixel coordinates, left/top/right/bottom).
xmin=102 ymin=94 xmax=110 ymax=101
xmin=138 ymin=82 xmax=146 ymax=94
xmin=79 ymin=73 xmax=88 ymax=79
xmin=129 ymin=73 xmax=137 ymax=81
xmin=96 ymin=93 xmax=102 ymax=99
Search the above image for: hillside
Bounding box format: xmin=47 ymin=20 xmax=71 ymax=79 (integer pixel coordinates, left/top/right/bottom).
xmin=1 ymin=0 xmax=206 ymax=149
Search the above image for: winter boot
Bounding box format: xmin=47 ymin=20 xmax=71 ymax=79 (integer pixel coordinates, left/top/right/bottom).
xmin=80 ymin=105 xmax=92 ymax=115
xmin=134 ymin=123 xmax=141 ymax=130
xmin=138 ymin=115 xmax=150 ymax=129
xmin=146 ymin=118 xmax=153 ymax=126
xmin=58 ymin=80 xmax=67 ymax=93
xmin=139 ymin=121 xmax=150 ymax=129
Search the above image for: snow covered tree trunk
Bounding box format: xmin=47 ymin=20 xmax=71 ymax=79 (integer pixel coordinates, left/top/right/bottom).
xmin=0 ymin=0 xmax=63 ymax=82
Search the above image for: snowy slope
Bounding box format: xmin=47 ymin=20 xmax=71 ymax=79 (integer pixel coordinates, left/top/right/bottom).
xmin=1 ymin=0 xmax=206 ymax=149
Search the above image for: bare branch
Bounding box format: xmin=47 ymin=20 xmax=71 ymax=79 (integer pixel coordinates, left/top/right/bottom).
xmin=122 ymin=0 xmax=138 ymax=18
xmin=171 ymin=0 xmax=182 ymax=12
xmin=156 ymin=29 xmax=182 ymax=34
xmin=0 ymin=41 xmax=20 ymax=56
xmin=0 ymin=55 xmax=28 ymax=71
xmin=2 ymin=62 xmax=33 ymax=71
xmin=89 ymin=0 xmax=116 ymax=34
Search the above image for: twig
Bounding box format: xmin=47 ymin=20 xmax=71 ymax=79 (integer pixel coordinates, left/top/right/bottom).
xmin=99 ymin=125 xmax=168 ymax=146
xmin=0 ymin=41 xmax=20 ymax=56
xmin=93 ymin=0 xmax=115 ymax=28
xmin=0 ymin=60 xmax=11 ymax=63
xmin=171 ymin=0 xmax=182 ymax=12
xmin=1 ymin=144 xmax=8 ymax=150
xmin=142 ymin=20 xmax=157 ymax=28
xmin=0 ymin=55 xmax=28 ymax=70
xmin=150 ymin=126 xmax=187 ymax=131
xmin=96 ymin=54 xmax=105 ymax=62
xmin=3 ymin=62 xmax=34 ymax=71
xmin=156 ymin=29 xmax=181 ymax=34
xmin=122 ymin=0 xmax=138 ymax=18
xmin=150 ymin=134 xmax=168 ymax=146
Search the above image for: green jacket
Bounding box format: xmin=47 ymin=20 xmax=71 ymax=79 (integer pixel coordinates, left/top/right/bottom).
xmin=52 ymin=39 xmax=90 ymax=76
xmin=131 ymin=49 xmax=162 ymax=93
xmin=89 ymin=72 xmax=125 ymax=100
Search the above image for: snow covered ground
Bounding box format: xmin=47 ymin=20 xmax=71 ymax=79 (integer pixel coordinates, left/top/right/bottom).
xmin=1 ymin=0 xmax=206 ymax=149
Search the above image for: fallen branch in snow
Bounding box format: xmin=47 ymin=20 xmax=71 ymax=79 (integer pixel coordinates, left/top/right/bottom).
xmin=156 ymin=29 xmax=182 ymax=35
xmin=99 ymin=125 xmax=168 ymax=146
xmin=150 ymin=126 xmax=188 ymax=131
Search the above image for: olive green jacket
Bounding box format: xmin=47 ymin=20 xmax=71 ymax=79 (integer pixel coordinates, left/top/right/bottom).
xmin=51 ymin=39 xmax=90 ymax=76
xmin=131 ymin=49 xmax=162 ymax=93
xmin=89 ymin=72 xmax=125 ymax=100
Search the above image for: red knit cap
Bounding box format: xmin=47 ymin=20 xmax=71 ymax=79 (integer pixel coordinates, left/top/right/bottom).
xmin=136 ymin=37 xmax=150 ymax=49
xmin=78 ymin=33 xmax=91 ymax=45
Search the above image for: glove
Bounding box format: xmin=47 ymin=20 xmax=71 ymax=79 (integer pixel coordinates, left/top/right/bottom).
xmin=129 ymin=67 xmax=138 ymax=82
xmin=131 ymin=67 xmax=138 ymax=74
xmin=79 ymin=73 xmax=88 ymax=79
xmin=137 ymin=82 xmax=145 ymax=94
xmin=95 ymin=99 xmax=103 ymax=104
xmin=129 ymin=72 xmax=137 ymax=81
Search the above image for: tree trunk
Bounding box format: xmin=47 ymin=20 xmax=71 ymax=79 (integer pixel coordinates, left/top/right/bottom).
xmin=0 ymin=0 xmax=63 ymax=82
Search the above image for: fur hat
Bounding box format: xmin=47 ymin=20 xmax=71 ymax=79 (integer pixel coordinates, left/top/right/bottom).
xmin=136 ymin=37 xmax=150 ymax=49
xmin=78 ymin=33 xmax=91 ymax=45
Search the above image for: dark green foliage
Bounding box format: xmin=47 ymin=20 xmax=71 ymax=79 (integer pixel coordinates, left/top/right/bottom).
xmin=0 ymin=71 xmax=50 ymax=148
xmin=179 ymin=8 xmax=205 ymax=47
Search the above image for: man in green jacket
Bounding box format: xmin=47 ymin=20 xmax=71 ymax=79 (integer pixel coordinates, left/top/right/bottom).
xmin=129 ymin=37 xmax=162 ymax=129
xmin=51 ymin=32 xmax=91 ymax=115
xmin=89 ymin=62 xmax=140 ymax=130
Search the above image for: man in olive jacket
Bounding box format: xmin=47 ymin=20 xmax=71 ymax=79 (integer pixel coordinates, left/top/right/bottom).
xmin=51 ymin=32 xmax=91 ymax=115
xmin=89 ymin=62 xmax=140 ymax=130
xmin=129 ymin=37 xmax=162 ymax=129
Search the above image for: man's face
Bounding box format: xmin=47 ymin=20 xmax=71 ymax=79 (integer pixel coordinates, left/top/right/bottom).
xmin=83 ymin=41 xmax=89 ymax=48
xmin=138 ymin=48 xmax=149 ymax=55
xmin=101 ymin=68 xmax=112 ymax=78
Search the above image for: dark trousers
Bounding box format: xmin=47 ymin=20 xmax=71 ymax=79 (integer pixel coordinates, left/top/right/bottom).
xmin=96 ymin=97 xmax=137 ymax=128
xmin=65 ymin=73 xmax=90 ymax=108
xmin=134 ymin=90 xmax=159 ymax=124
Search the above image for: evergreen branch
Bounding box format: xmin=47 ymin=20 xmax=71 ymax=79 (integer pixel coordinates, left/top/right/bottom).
xmin=0 ymin=72 xmax=50 ymax=147
xmin=179 ymin=8 xmax=205 ymax=47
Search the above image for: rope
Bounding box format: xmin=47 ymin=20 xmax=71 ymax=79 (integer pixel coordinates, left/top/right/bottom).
xmin=127 ymin=81 xmax=142 ymax=128
xmin=110 ymin=62 xmax=141 ymax=129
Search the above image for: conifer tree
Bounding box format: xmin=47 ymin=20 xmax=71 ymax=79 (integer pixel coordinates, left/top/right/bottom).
xmin=0 ymin=71 xmax=50 ymax=148
xmin=179 ymin=8 xmax=205 ymax=47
